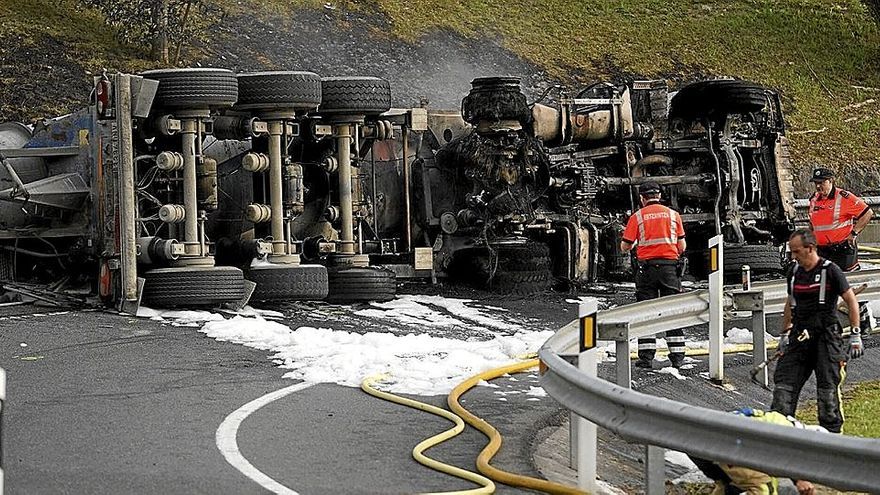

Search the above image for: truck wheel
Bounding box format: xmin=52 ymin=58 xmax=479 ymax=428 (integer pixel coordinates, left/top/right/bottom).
xmin=246 ymin=264 xmax=329 ymax=302
xmin=461 ymin=76 xmax=530 ymax=125
xmin=707 ymin=243 xmax=784 ymax=283
xmin=490 ymin=269 xmax=553 ymax=295
xmin=670 ymin=80 xmax=768 ymax=120
xmin=141 ymin=266 xmax=245 ymax=308
xmin=490 ymin=241 xmax=554 ymax=294
xmin=493 ymin=241 xmax=552 ymax=272
xmin=326 ymin=266 xmax=396 ymax=303
xmin=140 ymin=68 xmax=238 ymax=109
xmin=236 ymin=71 xmax=322 ymax=111
xmin=319 ymin=77 xmax=392 ymax=116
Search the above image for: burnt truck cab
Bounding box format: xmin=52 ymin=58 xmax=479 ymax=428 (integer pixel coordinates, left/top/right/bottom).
xmin=404 ymin=77 xmax=795 ymax=290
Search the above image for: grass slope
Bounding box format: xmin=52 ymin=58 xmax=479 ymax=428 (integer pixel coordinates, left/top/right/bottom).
xmin=799 ymin=379 xmax=880 ymax=437
xmin=0 ymin=0 xmax=151 ymax=119
xmin=257 ymin=0 xmax=880 ymax=189
xmin=1 ymin=0 xmax=879 ymax=188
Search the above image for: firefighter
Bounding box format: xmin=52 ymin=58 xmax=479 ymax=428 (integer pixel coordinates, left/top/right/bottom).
xmin=808 ymin=166 xmax=874 ymax=335
xmin=620 ymin=181 xmax=687 ymax=369
xmin=689 ymin=408 xmax=818 ymax=495
xmin=772 ymin=229 xmax=863 ymax=433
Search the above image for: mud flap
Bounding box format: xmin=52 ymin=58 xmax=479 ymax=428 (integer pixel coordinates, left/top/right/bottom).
xmin=225 ymin=280 xmax=256 ymax=312
xmin=120 ymin=277 xmax=146 ymax=316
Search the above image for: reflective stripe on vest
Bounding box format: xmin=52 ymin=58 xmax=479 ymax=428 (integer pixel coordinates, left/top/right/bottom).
xmin=790 ymin=260 xmax=831 ymax=307
xmin=818 ymin=260 xmax=830 ymax=305
xmin=635 ymin=207 xmax=678 ymax=247
xmin=810 ymin=193 xmax=853 ymax=244
xmin=812 ymin=194 xmax=846 ymax=231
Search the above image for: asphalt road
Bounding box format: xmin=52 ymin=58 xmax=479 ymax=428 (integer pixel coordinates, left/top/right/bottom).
xmin=0 ymin=295 xmax=570 ymax=495
xmin=2 ymin=285 xmax=876 ymax=495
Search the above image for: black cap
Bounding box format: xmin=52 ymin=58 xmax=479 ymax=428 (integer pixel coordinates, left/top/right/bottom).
xmin=810 ymin=167 xmax=835 ymax=182
xmin=639 ymin=181 xmax=661 ymax=195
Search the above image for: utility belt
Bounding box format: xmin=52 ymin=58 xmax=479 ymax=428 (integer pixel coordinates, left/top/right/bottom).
xmin=791 ymin=317 xmax=842 ymax=339
xmin=639 ymin=258 xmax=678 ymax=266
xmin=638 ymin=257 xmax=687 ymax=277
xmin=818 ymin=240 xmax=856 ymax=256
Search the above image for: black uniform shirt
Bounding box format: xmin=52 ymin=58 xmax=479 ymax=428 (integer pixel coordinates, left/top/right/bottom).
xmin=787 ymin=258 xmax=850 ymax=325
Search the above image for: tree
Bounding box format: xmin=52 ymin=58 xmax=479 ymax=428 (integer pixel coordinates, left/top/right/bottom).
xmin=82 ymin=0 xmax=224 ymax=64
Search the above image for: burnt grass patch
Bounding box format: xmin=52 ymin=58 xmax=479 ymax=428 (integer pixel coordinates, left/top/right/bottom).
xmin=0 ymin=34 xmax=92 ymax=123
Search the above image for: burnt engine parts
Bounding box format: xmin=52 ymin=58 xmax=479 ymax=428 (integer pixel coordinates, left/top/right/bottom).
xmin=417 ymin=76 xmax=794 ymax=288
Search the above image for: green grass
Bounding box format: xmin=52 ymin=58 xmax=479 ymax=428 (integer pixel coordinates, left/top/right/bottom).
xmin=0 ymin=0 xmax=148 ymax=68
xmin=2 ymin=0 xmax=879 ymax=177
xmin=799 ymin=379 xmax=880 ymax=437
xmin=248 ymin=0 xmax=880 ymax=183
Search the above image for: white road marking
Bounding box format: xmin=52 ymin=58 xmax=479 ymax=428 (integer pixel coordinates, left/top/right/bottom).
xmin=216 ymin=382 xmax=313 ymax=494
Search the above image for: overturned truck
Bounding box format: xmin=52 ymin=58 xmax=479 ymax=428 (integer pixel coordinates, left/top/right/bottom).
xmin=0 ymin=69 xmax=402 ymax=310
xmin=362 ymin=77 xmax=796 ymax=292
xmin=0 ymin=70 xmax=795 ymax=309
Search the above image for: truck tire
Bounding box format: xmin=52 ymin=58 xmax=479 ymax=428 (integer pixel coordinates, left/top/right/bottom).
xmin=720 ymin=243 xmax=784 ymax=282
xmin=490 ymin=269 xmax=553 ymax=295
xmin=489 ymin=241 xmax=554 ymax=294
xmin=462 ymin=76 xmax=530 ymax=125
xmin=670 ymin=80 xmax=768 ymax=120
xmin=141 ymin=266 xmax=245 ymax=308
xmin=236 ymin=71 xmax=322 ymax=111
xmin=140 ymin=68 xmax=238 ymax=109
xmin=326 ymin=266 xmax=396 ymax=303
xmin=246 ymin=264 xmax=329 ymax=302
xmin=319 ymin=77 xmax=392 ymax=116
xmin=492 ymin=241 xmax=552 ymax=272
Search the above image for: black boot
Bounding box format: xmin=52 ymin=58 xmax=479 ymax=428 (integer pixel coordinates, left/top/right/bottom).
xmin=669 ymin=353 xmax=685 ymax=369
xmin=635 ymin=352 xmax=653 ymax=369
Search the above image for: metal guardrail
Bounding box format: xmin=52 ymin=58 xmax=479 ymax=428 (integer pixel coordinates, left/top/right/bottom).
xmin=550 ymin=269 xmax=880 ymax=355
xmin=541 ymin=268 xmax=880 ymax=491
xmin=538 ymin=349 xmax=880 ymax=491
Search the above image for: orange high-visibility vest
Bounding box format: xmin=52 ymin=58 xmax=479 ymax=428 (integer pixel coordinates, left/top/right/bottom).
xmin=809 ymin=187 xmax=869 ymax=246
xmin=622 ymin=202 xmax=685 ymax=261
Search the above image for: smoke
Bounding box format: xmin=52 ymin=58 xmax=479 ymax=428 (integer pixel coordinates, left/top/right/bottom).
xmin=207 ymin=9 xmax=558 ymax=110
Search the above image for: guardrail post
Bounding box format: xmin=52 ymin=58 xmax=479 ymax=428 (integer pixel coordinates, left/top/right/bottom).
xmin=708 ymin=235 xmax=724 ymax=382
xmin=569 ymin=410 xmax=577 ymax=469
xmin=732 ymin=289 xmax=769 ymax=388
xmin=576 ymin=300 xmax=600 ymax=492
xmin=616 ymin=338 xmax=630 ymax=388
xmin=753 ymin=301 xmax=768 ymax=387
xmin=645 ymin=445 xmax=665 ymax=494
xmin=1 ymin=367 xmax=5 ymax=495
xmin=614 ymin=320 xmax=665 ymax=495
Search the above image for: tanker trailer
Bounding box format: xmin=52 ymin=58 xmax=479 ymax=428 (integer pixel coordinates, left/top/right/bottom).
xmin=0 ymin=71 xmax=249 ymax=311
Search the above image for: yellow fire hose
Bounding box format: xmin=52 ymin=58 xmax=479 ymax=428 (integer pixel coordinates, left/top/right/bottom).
xmin=363 ymin=339 xmax=799 ymax=493
xmin=361 ymin=374 xmax=495 ymax=495
xmin=858 ymin=245 xmax=880 ymax=254
xmin=448 ymin=359 xmax=589 ymax=495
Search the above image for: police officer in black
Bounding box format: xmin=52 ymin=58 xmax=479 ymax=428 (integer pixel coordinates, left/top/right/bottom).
xmin=772 ymin=229 xmax=864 ymax=433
